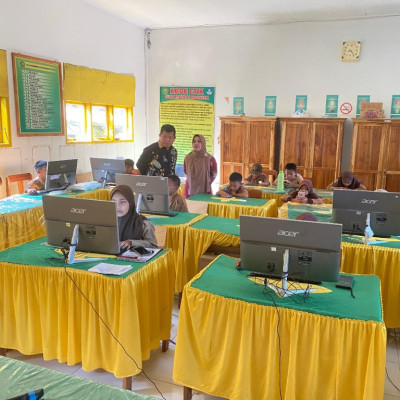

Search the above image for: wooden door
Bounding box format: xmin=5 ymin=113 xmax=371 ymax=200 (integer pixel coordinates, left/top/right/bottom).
xmin=220 ymin=118 xmax=245 ymax=184
xmin=350 ymin=119 xmax=387 ymax=190
xmin=279 ymin=119 xmax=312 ymax=179
xmin=383 ymin=122 xmax=400 ymax=192
xmin=310 ymin=119 xmax=345 ymax=188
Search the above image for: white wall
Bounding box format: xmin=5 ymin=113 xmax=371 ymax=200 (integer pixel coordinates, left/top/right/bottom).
xmin=147 ymin=17 xmax=400 ymax=182
xmin=0 ymin=0 xmax=145 ymax=196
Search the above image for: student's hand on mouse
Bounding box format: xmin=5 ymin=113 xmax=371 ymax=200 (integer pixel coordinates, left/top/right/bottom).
xmin=120 ymin=240 xmax=131 ymax=250
xmin=27 ymin=188 xmax=37 ymax=195
xmin=219 ymin=191 xmax=229 ymax=198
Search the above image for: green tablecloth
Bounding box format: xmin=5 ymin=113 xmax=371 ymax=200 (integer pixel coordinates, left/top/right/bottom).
xmin=192 ymin=215 xmax=240 ymax=236
xmin=190 ymin=255 xmax=382 ymax=322
xmin=341 ymin=234 xmax=400 ymax=249
xmin=0 ymin=356 xmax=157 ymax=400
xmin=287 ymin=203 xmax=333 ymax=222
xmin=188 ymin=193 xmax=270 ymax=206
xmin=0 ymin=194 xmax=42 ymax=214
xmin=147 ymin=211 xmax=201 ymax=226
xmin=0 ymin=237 xmax=168 ymax=279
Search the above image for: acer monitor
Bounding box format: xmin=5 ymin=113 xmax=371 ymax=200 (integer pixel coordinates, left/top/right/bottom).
xmin=240 ymin=215 xmax=342 ymax=282
xmin=42 ymin=195 xmax=120 ymax=255
xmin=45 ymin=159 xmax=78 ymax=190
xmin=90 ymin=157 xmax=126 ymax=186
xmin=332 ymin=189 xmax=400 ymax=237
xmin=115 ymin=174 xmax=176 ymax=216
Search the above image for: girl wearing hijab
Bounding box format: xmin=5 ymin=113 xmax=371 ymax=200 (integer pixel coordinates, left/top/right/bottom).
xmin=327 ymin=170 xmax=367 ymax=190
xmin=183 ymin=134 xmax=217 ymax=198
xmin=110 ymin=185 xmax=158 ymax=250
xmin=281 ymin=179 xmax=324 ymax=204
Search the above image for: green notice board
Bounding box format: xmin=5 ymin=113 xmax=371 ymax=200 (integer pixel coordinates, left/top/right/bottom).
xmin=12 ymin=53 xmax=64 ymax=136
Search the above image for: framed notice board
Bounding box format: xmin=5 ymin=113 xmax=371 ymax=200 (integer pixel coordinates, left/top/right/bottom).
xmin=12 ymin=53 xmax=64 ymax=136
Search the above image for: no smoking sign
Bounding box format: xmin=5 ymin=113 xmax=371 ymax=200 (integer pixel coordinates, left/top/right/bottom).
xmin=340 ymin=102 xmax=353 ymax=115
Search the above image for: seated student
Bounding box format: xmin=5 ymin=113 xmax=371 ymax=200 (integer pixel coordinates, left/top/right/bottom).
xmin=296 ymin=212 xmax=318 ymax=222
xmin=26 ymin=160 xmax=47 ymax=194
xmin=281 ymin=179 xmax=324 ymax=204
xmin=273 ymin=163 xmax=303 ymax=188
xmin=244 ymin=163 xmax=270 ymax=186
xmin=217 ymin=172 xmax=249 ymax=198
xmin=327 ymin=170 xmax=367 ymax=190
xmin=124 ymin=158 xmax=140 ymax=175
xmin=168 ymin=174 xmax=189 ymax=212
xmin=110 ymin=185 xmax=157 ymax=251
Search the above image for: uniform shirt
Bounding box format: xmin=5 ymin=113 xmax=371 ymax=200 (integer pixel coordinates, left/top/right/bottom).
xmin=136 ymin=142 xmax=177 ymax=176
xmin=223 ymin=184 xmax=249 ymax=197
xmin=169 ymin=191 xmax=189 ymax=212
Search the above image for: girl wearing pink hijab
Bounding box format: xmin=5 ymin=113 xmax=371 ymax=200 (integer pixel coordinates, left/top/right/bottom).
xmin=281 ymin=179 xmax=324 ymax=205
xmin=183 ymin=135 xmax=217 ymax=198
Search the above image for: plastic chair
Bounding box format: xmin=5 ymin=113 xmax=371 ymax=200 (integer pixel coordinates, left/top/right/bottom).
xmin=6 ymin=173 xmax=32 ymax=196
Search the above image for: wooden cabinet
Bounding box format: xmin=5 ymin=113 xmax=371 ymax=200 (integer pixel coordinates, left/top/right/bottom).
xmin=350 ymin=119 xmax=400 ymax=191
xmin=219 ymin=116 xmax=278 ymax=184
xmin=279 ymin=118 xmax=346 ymax=189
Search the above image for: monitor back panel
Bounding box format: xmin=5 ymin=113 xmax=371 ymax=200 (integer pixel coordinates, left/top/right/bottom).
xmin=46 ymin=159 xmax=78 ymax=189
xmin=90 ymin=158 xmax=125 ymax=184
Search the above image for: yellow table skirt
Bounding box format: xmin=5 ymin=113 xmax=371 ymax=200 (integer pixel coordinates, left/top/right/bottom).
xmin=0 ymin=189 xmax=111 ymax=251
xmin=182 ymin=227 xmax=240 ymax=290
xmin=162 ymin=213 xmax=207 ymax=292
xmin=208 ymin=199 xmax=277 ymax=219
xmin=0 ymin=251 xmax=174 ymax=378
xmin=173 ymin=277 xmax=386 ymax=400
xmin=341 ymin=242 xmax=400 ymax=328
xmin=279 ymin=202 xmax=332 ymax=219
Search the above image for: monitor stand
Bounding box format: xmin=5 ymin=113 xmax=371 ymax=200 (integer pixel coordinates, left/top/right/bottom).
xmin=363 ymin=212 xmax=374 ymax=245
xmin=67 ymin=224 xmax=80 ymax=264
xmin=266 ymin=249 xmax=307 ymax=297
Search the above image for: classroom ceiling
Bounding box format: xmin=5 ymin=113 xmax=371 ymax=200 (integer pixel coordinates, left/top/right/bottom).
xmin=83 ymin=0 xmax=400 ymax=29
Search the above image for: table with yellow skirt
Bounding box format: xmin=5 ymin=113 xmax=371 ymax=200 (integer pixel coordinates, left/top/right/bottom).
xmin=146 ymin=212 xmax=207 ymax=292
xmin=220 ymin=184 xmax=333 ymax=207
xmin=0 ymin=237 xmax=174 ymax=389
xmin=173 ymin=255 xmax=386 ymax=400
xmin=0 ymin=188 xmax=110 ymax=251
xmin=186 ymin=193 xmax=278 ymax=219
xmin=280 ymin=201 xmax=400 ymax=327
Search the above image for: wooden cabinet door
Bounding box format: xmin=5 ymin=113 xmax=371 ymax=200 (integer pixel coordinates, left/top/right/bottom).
xmin=220 ymin=118 xmax=245 ymax=183
xmin=350 ymin=120 xmax=386 ymax=190
xmin=246 ymin=120 xmax=276 ymax=178
xmin=279 ymin=119 xmax=312 ymax=179
xmin=383 ymin=122 xmax=400 ymax=192
xmin=311 ymin=120 xmax=344 ymax=189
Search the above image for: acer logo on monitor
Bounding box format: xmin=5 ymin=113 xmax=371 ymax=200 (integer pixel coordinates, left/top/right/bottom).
xmin=136 ymin=182 xmax=147 ymax=187
xmin=361 ymin=199 xmax=378 ymax=204
xmin=70 ymin=208 xmax=86 ymax=214
xmin=277 ymin=230 xmax=299 ymax=237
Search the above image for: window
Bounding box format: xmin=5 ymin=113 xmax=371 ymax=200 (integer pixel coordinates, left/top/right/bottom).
xmin=65 ymin=101 xmax=133 ymax=143
xmin=0 ymin=97 xmax=11 ymax=146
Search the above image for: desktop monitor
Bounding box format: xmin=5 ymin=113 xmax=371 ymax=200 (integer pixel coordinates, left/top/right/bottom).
xmin=332 ymin=189 xmax=400 ymax=237
xmin=90 ymin=158 xmax=125 ymax=186
xmin=42 ymin=195 xmax=120 ymax=255
xmin=240 ymin=215 xmax=342 ymax=282
xmin=45 ymin=159 xmax=78 ymax=189
xmin=115 ymin=174 xmax=172 ymax=215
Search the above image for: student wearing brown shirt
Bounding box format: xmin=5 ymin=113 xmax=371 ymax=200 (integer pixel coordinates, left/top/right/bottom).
xmin=168 ymin=175 xmax=189 ymax=212
xmin=217 ymin=172 xmax=249 ymax=198
xmin=244 ymin=163 xmax=270 ymax=186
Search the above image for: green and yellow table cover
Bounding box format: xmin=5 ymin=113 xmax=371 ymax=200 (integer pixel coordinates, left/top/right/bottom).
xmin=173 ymin=255 xmax=386 ymax=400
xmin=0 ymin=238 xmax=174 ymax=378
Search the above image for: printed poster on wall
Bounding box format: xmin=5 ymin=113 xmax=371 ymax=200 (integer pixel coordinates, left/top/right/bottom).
xmin=295 ymin=95 xmax=308 ymax=112
xmin=265 ymin=96 xmax=277 ymax=116
xmin=390 ymin=95 xmax=400 ymax=118
xmin=160 ymin=86 xmax=215 ymax=165
xmin=356 ymin=95 xmax=370 ymax=117
xmin=233 ymin=97 xmax=244 ymax=115
xmin=325 ymin=95 xmax=339 ymax=117
xmin=12 ymin=53 xmax=64 ymax=136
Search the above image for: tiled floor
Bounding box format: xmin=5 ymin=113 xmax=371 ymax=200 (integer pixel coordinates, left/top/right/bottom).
xmin=7 ymin=296 xmax=400 ymax=399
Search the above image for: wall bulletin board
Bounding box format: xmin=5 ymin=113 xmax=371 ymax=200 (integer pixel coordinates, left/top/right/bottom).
xmin=12 ymin=53 xmax=64 ymax=136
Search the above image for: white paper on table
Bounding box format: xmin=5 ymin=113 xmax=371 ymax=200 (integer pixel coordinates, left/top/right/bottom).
xmin=88 ymin=263 xmax=133 ymax=275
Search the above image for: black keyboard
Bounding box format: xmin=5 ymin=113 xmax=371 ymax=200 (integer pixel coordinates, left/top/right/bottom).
xmin=143 ymin=211 xmax=178 ymax=217
xmin=36 ymin=185 xmax=69 ymax=195
xmin=248 ymin=271 xmax=322 ymax=285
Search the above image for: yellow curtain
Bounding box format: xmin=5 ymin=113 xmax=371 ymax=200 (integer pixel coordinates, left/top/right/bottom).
xmin=0 ymin=50 xmax=8 ymax=98
xmin=63 ymin=64 xmax=135 ymax=106
xmin=173 ymin=281 xmax=386 ymax=400
xmin=208 ymin=199 xmax=277 ymax=219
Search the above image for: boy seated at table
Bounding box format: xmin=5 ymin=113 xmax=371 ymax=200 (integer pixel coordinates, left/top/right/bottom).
xmin=124 ymin=158 xmax=141 ymax=175
xmin=243 ymin=163 xmax=270 ymax=186
xmin=168 ymin=174 xmax=189 ymax=212
xmin=273 ymin=163 xmax=303 ymax=188
xmin=26 ymin=160 xmax=47 ymax=194
xmin=281 ymin=179 xmax=324 ymax=204
xmin=217 ymin=172 xmax=249 ymax=198
xmin=327 ymin=170 xmax=367 ymax=190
